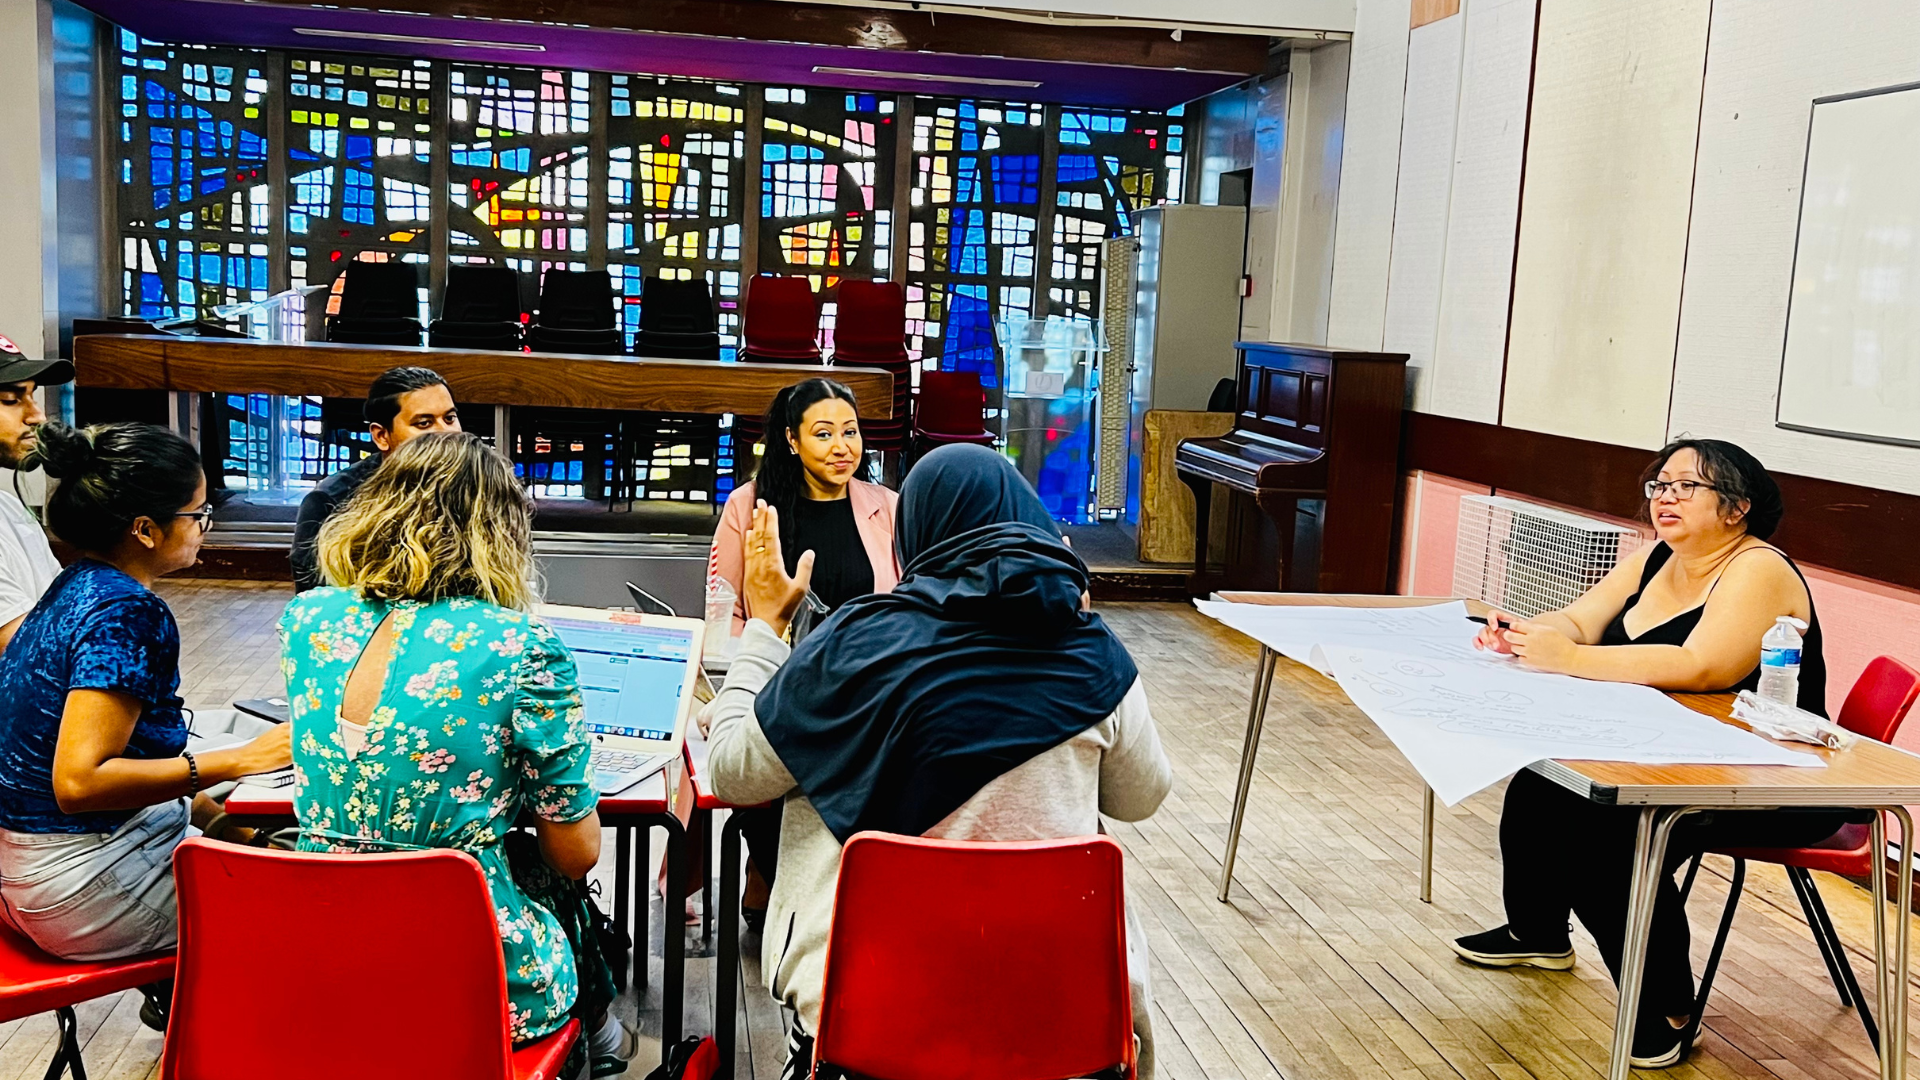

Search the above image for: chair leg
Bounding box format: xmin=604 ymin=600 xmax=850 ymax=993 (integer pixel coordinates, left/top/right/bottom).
xmin=1794 ymin=866 xmax=1880 ymax=1051
xmin=43 ymin=1005 xmax=83 ymax=1080
xmin=1686 ymin=856 xmax=1746 ymax=1049
xmin=1678 ymin=852 xmax=1705 ymax=901
xmin=1787 ymin=865 xmax=1854 ymax=1008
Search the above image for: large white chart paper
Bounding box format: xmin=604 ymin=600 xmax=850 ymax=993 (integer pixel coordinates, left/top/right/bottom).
xmin=1193 ymin=599 xmax=1491 ymax=676
xmin=1322 ymin=646 xmax=1822 ymax=805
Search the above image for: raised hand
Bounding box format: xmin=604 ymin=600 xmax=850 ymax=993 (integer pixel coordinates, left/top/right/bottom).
xmin=743 ymin=500 xmax=816 ymax=639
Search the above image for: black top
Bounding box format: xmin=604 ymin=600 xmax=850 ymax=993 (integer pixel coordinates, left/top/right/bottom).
xmin=785 ymin=495 xmax=873 ymax=614
xmin=1599 ymin=542 xmax=1828 ymax=715
xmin=289 ymin=455 xmax=382 ymax=593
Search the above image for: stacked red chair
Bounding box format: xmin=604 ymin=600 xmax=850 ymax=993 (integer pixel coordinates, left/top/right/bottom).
xmin=741 ymin=275 xmax=822 ymax=364
xmin=734 ymin=275 xmax=824 ymax=468
xmin=162 ymin=838 xmax=579 ymax=1080
xmin=0 ymin=922 xmax=173 ymax=1079
xmin=828 ymin=280 xmax=913 ymax=454
xmin=912 ymin=370 xmax=997 ymax=462
xmin=812 ymin=833 xmax=1136 ymax=1080
xmin=1680 ymin=654 xmax=1920 ymax=1053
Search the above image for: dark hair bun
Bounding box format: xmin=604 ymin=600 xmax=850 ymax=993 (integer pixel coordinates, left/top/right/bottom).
xmin=28 ymin=423 xmax=96 ymax=480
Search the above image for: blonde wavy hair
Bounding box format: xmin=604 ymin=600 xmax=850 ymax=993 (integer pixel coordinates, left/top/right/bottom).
xmin=316 ymin=431 xmax=537 ymax=610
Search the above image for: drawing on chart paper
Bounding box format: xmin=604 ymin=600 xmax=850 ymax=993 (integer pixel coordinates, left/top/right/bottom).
xmin=1321 ymin=645 xmax=1822 ymax=805
xmin=1193 ymin=599 xmax=1493 ymax=677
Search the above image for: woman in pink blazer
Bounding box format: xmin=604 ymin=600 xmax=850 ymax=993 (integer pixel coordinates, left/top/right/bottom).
xmin=709 ymin=376 xmax=899 ymax=926
xmin=711 ymin=377 xmax=899 ymax=636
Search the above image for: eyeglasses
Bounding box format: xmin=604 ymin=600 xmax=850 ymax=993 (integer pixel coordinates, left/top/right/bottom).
xmin=169 ymin=505 xmax=216 ymax=534
xmin=1644 ymin=479 xmax=1720 ymax=501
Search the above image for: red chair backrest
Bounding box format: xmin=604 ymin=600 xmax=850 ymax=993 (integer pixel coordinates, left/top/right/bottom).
xmin=831 ymin=280 xmax=907 ymax=357
xmin=162 ymin=838 xmax=518 ymax=1080
xmin=814 ymin=833 xmax=1133 ymax=1080
xmin=744 ymin=275 xmax=821 ymax=355
xmin=1836 ymin=655 xmax=1920 ymax=743
xmin=915 ymin=370 xmax=988 ymax=436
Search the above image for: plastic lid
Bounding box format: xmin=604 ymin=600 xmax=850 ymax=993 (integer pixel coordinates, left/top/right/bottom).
xmin=1775 ymin=615 xmax=1809 ymax=630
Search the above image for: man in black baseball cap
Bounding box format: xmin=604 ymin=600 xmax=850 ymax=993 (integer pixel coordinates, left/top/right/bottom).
xmin=0 ymin=333 xmax=74 ymax=652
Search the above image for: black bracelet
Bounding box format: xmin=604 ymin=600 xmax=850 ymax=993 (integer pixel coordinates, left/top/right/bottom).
xmin=182 ymin=751 xmax=199 ymax=796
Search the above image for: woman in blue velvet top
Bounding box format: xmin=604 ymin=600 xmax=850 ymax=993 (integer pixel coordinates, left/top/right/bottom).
xmin=0 ymin=424 xmax=289 ymax=964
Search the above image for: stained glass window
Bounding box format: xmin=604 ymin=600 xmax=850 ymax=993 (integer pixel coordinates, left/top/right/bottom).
xmin=760 ymin=89 xmax=896 ymax=291
xmin=1048 ymin=105 xmax=1182 ymax=320
xmin=109 ymin=35 xmax=1188 ymax=513
xmin=284 ymin=54 xmax=433 ymax=292
xmin=606 ymin=75 xmax=747 ymax=354
xmin=449 ymin=65 xmax=592 ymax=271
xmin=904 ymin=97 xmax=1045 ymax=387
xmin=115 ymin=32 xmax=271 ymax=323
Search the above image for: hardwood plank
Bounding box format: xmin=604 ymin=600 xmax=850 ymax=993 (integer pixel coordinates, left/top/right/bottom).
xmin=6 ymin=586 xmax=1919 ymax=1080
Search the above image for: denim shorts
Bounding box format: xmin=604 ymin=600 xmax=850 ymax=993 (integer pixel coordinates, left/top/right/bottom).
xmin=0 ymin=798 xmax=188 ymax=961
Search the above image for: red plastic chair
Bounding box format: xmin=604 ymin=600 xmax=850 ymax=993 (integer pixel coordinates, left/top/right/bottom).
xmin=812 ymin=833 xmax=1134 ymax=1080
xmin=161 ymin=838 xmax=579 ymax=1080
xmin=0 ymin=920 xmax=173 ymax=1079
xmin=828 ymin=280 xmax=912 ymax=452
xmin=1683 ymin=655 xmax=1920 ymax=1053
xmin=743 ymin=275 xmax=823 ymax=363
xmin=911 ymin=370 xmax=996 ymax=458
xmin=828 ymin=280 xmax=908 ymax=364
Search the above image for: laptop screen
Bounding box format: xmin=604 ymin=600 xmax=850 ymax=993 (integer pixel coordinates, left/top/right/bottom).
xmin=544 ymin=617 xmax=694 ymax=743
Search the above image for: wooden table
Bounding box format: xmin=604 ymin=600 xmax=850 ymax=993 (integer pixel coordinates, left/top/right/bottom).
xmin=72 ymin=335 xmax=898 ymax=420
xmin=223 ymin=769 xmax=695 ymax=1052
xmin=1209 ymin=591 xmax=1920 ymax=1080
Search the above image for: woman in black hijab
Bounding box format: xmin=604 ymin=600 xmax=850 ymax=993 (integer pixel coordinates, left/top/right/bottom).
xmin=1448 ymin=438 xmax=1854 ymax=1070
xmin=704 ymin=444 xmax=1172 ymax=1079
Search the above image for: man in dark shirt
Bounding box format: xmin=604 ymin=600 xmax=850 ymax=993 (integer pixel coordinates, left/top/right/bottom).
xmin=289 ymin=366 xmax=461 ymax=590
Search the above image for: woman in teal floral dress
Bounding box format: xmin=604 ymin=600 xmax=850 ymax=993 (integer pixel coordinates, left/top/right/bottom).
xmin=278 ymin=432 xmax=636 ymax=1071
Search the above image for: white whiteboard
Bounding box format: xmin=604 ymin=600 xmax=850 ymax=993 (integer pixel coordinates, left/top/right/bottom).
xmin=1778 ymin=83 xmax=1920 ymax=445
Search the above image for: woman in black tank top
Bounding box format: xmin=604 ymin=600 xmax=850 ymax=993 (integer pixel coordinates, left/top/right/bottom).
xmin=1595 ymin=542 xmax=1828 ymax=713
xmin=1450 ymin=439 xmax=1853 ymax=1069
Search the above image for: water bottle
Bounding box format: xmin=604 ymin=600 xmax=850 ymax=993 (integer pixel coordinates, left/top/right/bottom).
xmin=1758 ymin=616 xmax=1809 ymax=706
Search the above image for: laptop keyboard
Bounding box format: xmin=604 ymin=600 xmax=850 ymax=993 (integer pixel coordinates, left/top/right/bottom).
xmin=591 ymin=748 xmax=670 ymax=794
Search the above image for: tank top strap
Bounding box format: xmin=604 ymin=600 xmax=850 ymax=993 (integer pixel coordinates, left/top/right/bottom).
xmin=1637 ymin=542 xmax=1673 ymax=589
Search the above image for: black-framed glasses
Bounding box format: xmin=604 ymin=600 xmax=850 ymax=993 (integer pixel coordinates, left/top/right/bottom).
xmin=1644 ymin=479 xmax=1719 ymax=502
xmin=169 ymin=505 xmax=216 ymax=534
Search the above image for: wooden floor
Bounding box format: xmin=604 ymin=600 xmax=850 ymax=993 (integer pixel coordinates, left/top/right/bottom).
xmin=4 ymin=581 xmax=1916 ymax=1079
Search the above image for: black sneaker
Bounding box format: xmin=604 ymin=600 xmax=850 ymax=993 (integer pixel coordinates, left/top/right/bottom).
xmin=1450 ymin=925 xmax=1574 ymax=970
xmin=137 ymin=982 xmax=170 ymax=1032
xmin=1630 ymin=1020 xmax=1692 ymax=1069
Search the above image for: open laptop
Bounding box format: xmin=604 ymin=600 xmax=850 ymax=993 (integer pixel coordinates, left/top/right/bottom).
xmin=536 ymin=603 xmax=706 ymax=796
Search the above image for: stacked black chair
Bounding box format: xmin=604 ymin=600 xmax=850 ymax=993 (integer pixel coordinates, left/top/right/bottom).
xmin=634 ymin=277 xmax=721 ymax=361
xmin=325 ymin=261 xmax=424 ymax=347
xmin=429 ymin=265 xmax=524 ymax=351
xmin=518 ymin=269 xmax=622 ymax=504
xmin=526 ymin=270 xmax=621 ymax=355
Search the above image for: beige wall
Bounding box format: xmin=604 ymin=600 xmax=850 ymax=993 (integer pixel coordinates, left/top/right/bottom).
xmin=1263 ymin=42 xmax=1349 ymax=345
xmin=1499 ymin=0 xmax=1710 ymax=449
xmin=1325 ymin=0 xmax=1412 ymax=349
xmin=1327 ymin=0 xmax=1531 ymax=422
xmin=1668 ymin=0 xmax=1920 ymax=494
xmin=0 ymin=0 xmax=53 ymax=505
xmin=0 ymin=0 xmax=53 ymax=361
xmin=1321 ymin=0 xmax=1920 ymax=490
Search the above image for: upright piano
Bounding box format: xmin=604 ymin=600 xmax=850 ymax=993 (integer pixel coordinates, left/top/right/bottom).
xmin=1174 ymin=342 xmax=1408 ymax=593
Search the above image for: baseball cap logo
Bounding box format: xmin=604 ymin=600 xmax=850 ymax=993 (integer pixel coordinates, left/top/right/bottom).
xmin=0 ymin=335 xmax=19 ymax=357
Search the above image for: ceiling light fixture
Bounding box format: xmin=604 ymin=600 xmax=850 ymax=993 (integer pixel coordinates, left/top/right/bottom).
xmin=810 ymin=65 xmax=1040 ymax=88
xmin=292 ymin=27 xmax=547 ymax=52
